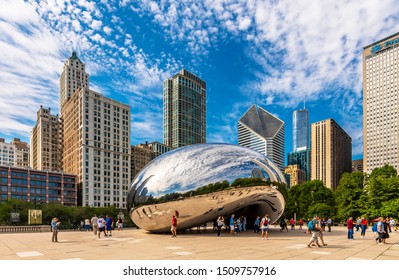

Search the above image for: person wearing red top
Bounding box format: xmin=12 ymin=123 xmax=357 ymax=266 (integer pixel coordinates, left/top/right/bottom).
xmin=171 ymin=215 xmax=177 ymax=238
xmin=360 ymin=217 xmax=368 ymax=238
xmin=347 ymin=217 xmax=355 ymax=239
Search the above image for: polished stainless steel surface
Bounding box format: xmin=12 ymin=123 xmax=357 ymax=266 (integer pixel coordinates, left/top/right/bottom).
xmin=127 ymin=143 xmax=286 ymax=233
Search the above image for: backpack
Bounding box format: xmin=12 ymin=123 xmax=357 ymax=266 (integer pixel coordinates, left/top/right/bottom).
xmin=307 ymin=220 xmax=315 ymax=231
xmin=261 ymin=218 xmax=269 ymax=227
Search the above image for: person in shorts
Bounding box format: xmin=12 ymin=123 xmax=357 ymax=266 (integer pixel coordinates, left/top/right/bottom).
xmin=171 ymin=215 xmax=177 ymax=237
xmin=260 ymin=214 xmax=270 ymax=240
xmin=97 ymin=215 xmax=106 ymax=238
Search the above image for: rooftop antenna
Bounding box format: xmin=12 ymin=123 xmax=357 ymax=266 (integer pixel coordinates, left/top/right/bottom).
xmin=303 ymin=95 xmax=306 ymax=110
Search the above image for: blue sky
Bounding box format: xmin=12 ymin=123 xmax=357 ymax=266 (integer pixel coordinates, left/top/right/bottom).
xmin=1 ymin=0 xmax=399 ymax=163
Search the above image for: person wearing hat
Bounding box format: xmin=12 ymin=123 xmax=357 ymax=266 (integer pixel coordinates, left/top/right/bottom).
xmin=51 ymin=217 xmax=61 ymax=242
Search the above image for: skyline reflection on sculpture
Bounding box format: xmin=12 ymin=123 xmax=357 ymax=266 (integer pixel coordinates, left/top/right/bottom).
xmin=127 ymin=144 xmax=286 ymax=233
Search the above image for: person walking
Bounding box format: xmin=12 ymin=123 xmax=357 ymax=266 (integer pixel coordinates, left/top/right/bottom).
xmin=51 ymin=217 xmax=61 ymax=242
xmin=117 ymin=217 xmax=123 ymax=231
xmin=290 ymin=218 xmax=295 ymax=230
xmin=298 ymin=218 xmax=303 ymax=230
xmin=307 ymin=216 xmax=327 ymax=247
xmin=91 ymin=214 xmax=98 ymax=235
xmin=260 ymin=214 xmax=270 ymax=240
xmin=347 ymin=217 xmax=355 ymax=239
xmin=375 ymin=217 xmax=385 ymax=244
xmin=216 ymin=215 xmax=224 ymax=237
xmin=171 ymin=215 xmax=177 ymax=238
xmin=97 ymin=215 xmax=106 ymax=238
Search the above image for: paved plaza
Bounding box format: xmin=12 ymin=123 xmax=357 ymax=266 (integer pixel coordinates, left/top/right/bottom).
xmin=0 ymin=225 xmax=399 ymax=260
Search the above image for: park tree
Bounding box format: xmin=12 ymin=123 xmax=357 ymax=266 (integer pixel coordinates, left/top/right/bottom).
xmin=286 ymin=180 xmax=335 ymax=220
xmin=334 ymin=171 xmax=365 ymax=221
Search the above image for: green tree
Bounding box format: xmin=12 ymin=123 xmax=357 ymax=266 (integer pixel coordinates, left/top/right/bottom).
xmin=334 ymin=171 xmax=365 ymax=221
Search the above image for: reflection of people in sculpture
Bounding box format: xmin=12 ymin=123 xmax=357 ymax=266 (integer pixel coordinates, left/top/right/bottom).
xmin=171 ymin=215 xmax=177 ymax=238
xmin=175 ymin=210 xmax=179 ymax=218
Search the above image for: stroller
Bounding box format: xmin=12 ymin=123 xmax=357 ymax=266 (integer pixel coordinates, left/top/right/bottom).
xmin=279 ymin=219 xmax=288 ymax=232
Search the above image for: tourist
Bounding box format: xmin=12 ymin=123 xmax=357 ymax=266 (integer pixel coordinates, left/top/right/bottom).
xmin=290 ymin=218 xmax=295 ymax=230
xmin=105 ymin=214 xmax=114 ymax=237
xmin=298 ymin=218 xmax=303 ymax=230
xmin=375 ymin=217 xmax=385 ymax=244
xmin=51 ymin=217 xmax=61 ymax=243
xmin=91 ymin=214 xmax=98 ymax=235
xmin=360 ymin=217 xmax=368 ymax=238
xmin=84 ymin=218 xmax=91 ymax=231
xmin=117 ymin=217 xmax=123 ymax=231
xmin=216 ymin=215 xmax=224 ymax=237
xmin=97 ymin=215 xmax=106 ymax=238
xmin=260 ymin=214 xmax=270 ymax=240
xmin=347 ymin=217 xmax=355 ymax=239
xmin=254 ymin=216 xmax=260 ymax=233
xmin=327 ymin=218 xmax=332 ymax=232
xmin=229 ymin=214 xmax=235 ymax=236
xmin=171 ymin=215 xmax=177 ymax=238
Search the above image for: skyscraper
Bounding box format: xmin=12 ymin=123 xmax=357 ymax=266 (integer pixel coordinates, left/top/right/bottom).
xmin=311 ymin=118 xmax=352 ymax=190
xmin=59 ymin=51 xmax=89 ymax=110
xmin=62 ymin=88 xmax=131 ymax=208
xmin=363 ymin=32 xmax=399 ymax=174
xmin=293 ymin=109 xmax=309 ymax=152
xmin=163 ymin=69 xmax=206 ymax=148
xmin=30 ymin=106 xmax=63 ymax=172
xmin=287 ymin=149 xmax=311 ymax=181
xmin=238 ymin=105 xmax=285 ymax=171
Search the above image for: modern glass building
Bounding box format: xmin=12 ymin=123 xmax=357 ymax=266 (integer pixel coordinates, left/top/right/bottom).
xmin=163 ymin=69 xmax=206 ymax=148
xmin=287 ymin=149 xmax=311 ymax=181
xmin=293 ymin=109 xmax=309 ymax=152
xmin=238 ymin=105 xmax=285 ymax=171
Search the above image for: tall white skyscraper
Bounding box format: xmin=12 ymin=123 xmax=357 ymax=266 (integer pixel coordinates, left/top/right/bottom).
xmin=59 ymin=51 xmax=89 ymax=111
xmin=238 ymin=105 xmax=285 ymax=171
xmin=363 ymin=32 xmax=399 ymax=174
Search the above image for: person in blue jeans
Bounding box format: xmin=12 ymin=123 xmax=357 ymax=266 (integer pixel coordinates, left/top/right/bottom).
xmin=347 ymin=217 xmax=355 ymax=239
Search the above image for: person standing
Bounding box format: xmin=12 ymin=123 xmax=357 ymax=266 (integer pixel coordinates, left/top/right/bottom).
xmin=298 ymin=218 xmax=303 ymax=230
xmin=229 ymin=214 xmax=235 ymax=236
xmin=242 ymin=216 xmax=247 ymax=232
xmin=171 ymin=215 xmax=177 ymax=237
xmin=216 ymin=215 xmax=224 ymax=237
xmin=290 ymin=218 xmax=295 ymax=230
xmin=117 ymin=217 xmax=123 ymax=231
xmin=84 ymin=218 xmax=91 ymax=231
xmin=327 ymin=218 xmax=332 ymax=232
xmin=97 ymin=215 xmax=106 ymax=238
xmin=347 ymin=217 xmax=355 ymax=239
xmin=260 ymin=214 xmax=270 ymax=240
xmin=254 ymin=216 xmax=260 ymax=233
xmin=360 ymin=217 xmax=368 ymax=238
xmin=375 ymin=217 xmax=385 ymax=244
xmin=105 ymin=215 xmax=114 ymax=237
xmin=51 ymin=217 xmax=61 ymax=242
xmin=91 ymin=214 xmax=98 ymax=235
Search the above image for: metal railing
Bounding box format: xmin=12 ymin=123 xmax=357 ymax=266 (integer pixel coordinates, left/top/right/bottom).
xmin=0 ymin=225 xmax=51 ymax=233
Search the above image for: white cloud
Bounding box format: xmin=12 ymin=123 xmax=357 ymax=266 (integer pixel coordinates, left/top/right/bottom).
xmin=91 ymin=19 xmax=102 ymax=30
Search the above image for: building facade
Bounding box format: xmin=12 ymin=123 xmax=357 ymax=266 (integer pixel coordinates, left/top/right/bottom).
xmin=293 ymin=109 xmax=309 ymax=152
xmin=62 ymin=88 xmax=131 ymax=208
xmin=284 ymin=164 xmax=306 ymax=188
xmin=11 ymin=138 xmax=30 ymax=168
xmin=363 ymin=32 xmax=399 ymax=174
xmin=59 ymin=51 xmax=89 ymax=110
xmin=287 ymin=149 xmax=311 ymax=181
xmin=131 ymin=144 xmax=155 ymax=182
xmin=311 ymin=118 xmax=352 ymax=190
xmin=238 ymin=105 xmax=285 ymax=171
xmin=0 ymin=165 xmax=77 ymax=206
xmin=30 ymin=106 xmax=63 ymax=172
xmin=352 ymin=159 xmax=364 ymax=172
xmin=163 ymin=69 xmax=206 ymax=148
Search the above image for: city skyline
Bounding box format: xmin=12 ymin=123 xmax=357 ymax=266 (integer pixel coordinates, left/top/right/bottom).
xmin=1 ymin=1 xmax=399 ymax=163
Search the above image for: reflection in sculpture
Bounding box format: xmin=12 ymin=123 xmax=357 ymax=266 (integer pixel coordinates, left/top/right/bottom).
xmin=127 ymin=143 xmax=286 ymax=233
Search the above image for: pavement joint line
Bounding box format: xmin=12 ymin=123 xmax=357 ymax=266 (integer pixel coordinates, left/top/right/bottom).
xmin=310 ymin=251 xmax=331 ymax=255
xmin=174 ymin=252 xmax=194 ymax=256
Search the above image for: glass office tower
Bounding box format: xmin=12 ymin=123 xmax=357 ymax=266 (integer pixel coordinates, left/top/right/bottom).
xmin=293 ymin=109 xmax=309 ymax=152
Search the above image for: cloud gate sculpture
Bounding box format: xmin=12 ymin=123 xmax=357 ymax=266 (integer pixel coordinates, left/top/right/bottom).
xmin=127 ymin=144 xmax=286 ymax=233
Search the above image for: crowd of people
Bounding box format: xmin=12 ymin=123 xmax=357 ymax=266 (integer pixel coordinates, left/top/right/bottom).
xmin=50 ymin=211 xmax=397 ymax=247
